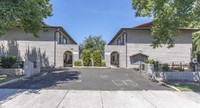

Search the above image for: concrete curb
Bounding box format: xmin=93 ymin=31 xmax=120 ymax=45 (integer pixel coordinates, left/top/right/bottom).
xmin=148 ymin=76 xmax=181 ymax=92
xmin=0 ymin=77 xmax=24 ymax=87
xmin=157 ymin=81 xmax=181 ymax=92
xmin=72 ymin=66 xmax=108 ymax=69
xmin=0 ymin=73 xmax=41 ymax=87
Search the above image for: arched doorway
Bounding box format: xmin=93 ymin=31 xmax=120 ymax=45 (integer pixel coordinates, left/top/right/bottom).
xmin=111 ymin=51 xmax=120 ymax=67
xmin=64 ymin=51 xmax=73 ymax=67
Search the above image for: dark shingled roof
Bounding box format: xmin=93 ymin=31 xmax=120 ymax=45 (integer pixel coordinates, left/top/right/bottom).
xmin=132 ymin=21 xmax=153 ymax=28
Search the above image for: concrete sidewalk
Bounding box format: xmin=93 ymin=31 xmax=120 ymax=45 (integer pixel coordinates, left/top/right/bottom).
xmin=0 ymin=89 xmax=200 ymax=108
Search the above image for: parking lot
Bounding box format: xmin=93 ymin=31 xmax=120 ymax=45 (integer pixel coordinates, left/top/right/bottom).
xmin=1 ymin=68 xmax=172 ymax=91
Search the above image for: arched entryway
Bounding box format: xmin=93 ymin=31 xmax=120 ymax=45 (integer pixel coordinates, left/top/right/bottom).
xmin=111 ymin=51 xmax=120 ymax=67
xmin=64 ymin=51 xmax=73 ymax=67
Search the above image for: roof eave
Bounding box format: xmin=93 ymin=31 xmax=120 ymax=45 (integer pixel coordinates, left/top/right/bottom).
xmin=107 ymin=28 xmax=151 ymax=45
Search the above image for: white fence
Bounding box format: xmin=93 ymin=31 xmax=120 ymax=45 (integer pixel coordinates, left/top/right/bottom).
xmin=144 ymin=64 xmax=200 ymax=82
xmin=162 ymin=72 xmax=200 ymax=82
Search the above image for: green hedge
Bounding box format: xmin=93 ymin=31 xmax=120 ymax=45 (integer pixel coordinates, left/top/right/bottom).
xmin=74 ymin=60 xmax=82 ymax=66
xmin=81 ymin=50 xmax=91 ymax=66
xmin=162 ymin=63 xmax=169 ymax=71
xmin=101 ymin=61 xmax=106 ymax=67
xmin=0 ymin=56 xmax=17 ymax=68
xmin=92 ymin=50 xmax=102 ymax=66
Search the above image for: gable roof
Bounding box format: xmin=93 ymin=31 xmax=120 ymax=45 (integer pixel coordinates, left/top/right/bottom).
xmin=132 ymin=21 xmax=153 ymax=28
xmin=108 ymin=21 xmax=199 ymax=45
xmin=43 ymin=25 xmax=77 ymax=44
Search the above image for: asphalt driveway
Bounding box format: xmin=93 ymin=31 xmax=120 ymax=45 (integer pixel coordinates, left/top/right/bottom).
xmin=0 ymin=68 xmax=172 ymax=91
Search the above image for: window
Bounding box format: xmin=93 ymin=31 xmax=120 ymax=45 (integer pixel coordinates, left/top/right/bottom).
xmin=63 ymin=38 xmax=66 ymax=44
xmin=117 ymin=37 xmax=121 ymax=45
xmin=61 ymin=34 xmax=67 ymax=44
xmin=130 ymin=54 xmax=148 ymax=64
xmin=56 ymin=32 xmax=70 ymax=45
xmin=121 ymin=35 xmax=124 ymax=45
xmin=116 ymin=33 xmax=126 ymax=45
xmin=123 ymin=33 xmax=127 ymax=44
xmin=56 ymin=32 xmax=61 ymax=44
xmin=63 ymin=38 xmax=68 ymax=44
xmin=66 ymin=38 xmax=69 ymax=44
xmin=62 ymin=36 xmax=66 ymax=44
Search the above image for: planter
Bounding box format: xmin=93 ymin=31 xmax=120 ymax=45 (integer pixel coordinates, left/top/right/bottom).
xmin=0 ymin=68 xmax=24 ymax=76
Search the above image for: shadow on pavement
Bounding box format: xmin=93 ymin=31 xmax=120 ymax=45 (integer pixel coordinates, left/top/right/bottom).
xmin=0 ymin=89 xmax=42 ymax=104
xmin=0 ymin=69 xmax=81 ymax=89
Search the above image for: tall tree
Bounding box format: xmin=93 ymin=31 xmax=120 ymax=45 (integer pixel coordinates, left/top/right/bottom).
xmin=0 ymin=0 xmax=52 ymax=37
xmin=132 ymin=0 xmax=200 ymax=48
xmin=80 ymin=35 xmax=106 ymax=53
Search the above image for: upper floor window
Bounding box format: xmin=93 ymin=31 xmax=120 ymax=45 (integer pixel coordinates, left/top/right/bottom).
xmin=123 ymin=33 xmax=127 ymax=44
xmin=117 ymin=37 xmax=121 ymax=45
xmin=56 ymin=32 xmax=61 ymax=44
xmin=63 ymin=38 xmax=68 ymax=44
xmin=121 ymin=35 xmax=125 ymax=45
xmin=117 ymin=33 xmax=126 ymax=45
xmin=56 ymin=31 xmax=70 ymax=45
xmin=61 ymin=35 xmax=64 ymax=44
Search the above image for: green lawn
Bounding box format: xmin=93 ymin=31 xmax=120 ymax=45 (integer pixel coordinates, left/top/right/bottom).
xmin=166 ymin=81 xmax=200 ymax=91
xmin=0 ymin=75 xmax=19 ymax=83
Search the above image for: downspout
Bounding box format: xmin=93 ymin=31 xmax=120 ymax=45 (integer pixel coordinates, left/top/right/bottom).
xmin=125 ymin=32 xmax=128 ymax=68
xmin=54 ymin=31 xmax=56 ymax=67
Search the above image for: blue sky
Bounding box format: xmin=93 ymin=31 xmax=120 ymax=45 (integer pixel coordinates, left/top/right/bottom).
xmin=44 ymin=0 xmax=152 ymax=44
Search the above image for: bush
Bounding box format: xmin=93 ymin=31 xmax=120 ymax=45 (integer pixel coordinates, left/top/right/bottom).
xmin=146 ymin=59 xmax=160 ymax=67
xmin=173 ymin=67 xmax=184 ymax=72
xmin=81 ymin=50 xmax=91 ymax=66
xmin=0 ymin=56 xmax=17 ymax=68
xmin=92 ymin=50 xmax=102 ymax=66
xmin=153 ymin=60 xmax=160 ymax=67
xmin=101 ymin=61 xmax=106 ymax=67
xmin=74 ymin=60 xmax=82 ymax=66
xmin=146 ymin=59 xmax=160 ymax=66
xmin=162 ymin=63 xmax=169 ymax=72
xmin=146 ymin=59 xmax=154 ymax=64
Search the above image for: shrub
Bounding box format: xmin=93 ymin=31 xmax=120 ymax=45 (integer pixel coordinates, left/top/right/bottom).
xmin=74 ymin=60 xmax=82 ymax=66
xmin=173 ymin=67 xmax=184 ymax=72
xmin=81 ymin=50 xmax=91 ymax=66
xmin=154 ymin=60 xmax=160 ymax=67
xmin=162 ymin=63 xmax=169 ymax=72
xmin=101 ymin=61 xmax=106 ymax=67
xmin=146 ymin=59 xmax=160 ymax=65
xmin=146 ymin=59 xmax=154 ymax=64
xmin=92 ymin=50 xmax=102 ymax=66
xmin=1 ymin=56 xmax=17 ymax=68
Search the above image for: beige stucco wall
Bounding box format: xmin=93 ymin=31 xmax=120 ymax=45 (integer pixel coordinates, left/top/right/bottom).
xmin=104 ymin=45 xmax=126 ymax=68
xmin=106 ymin=29 xmax=193 ymax=68
xmin=0 ymin=28 xmax=56 ymax=67
xmin=56 ymin=44 xmax=79 ymax=67
xmin=0 ymin=28 xmax=78 ymax=67
xmin=126 ymin=30 xmax=192 ymax=66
